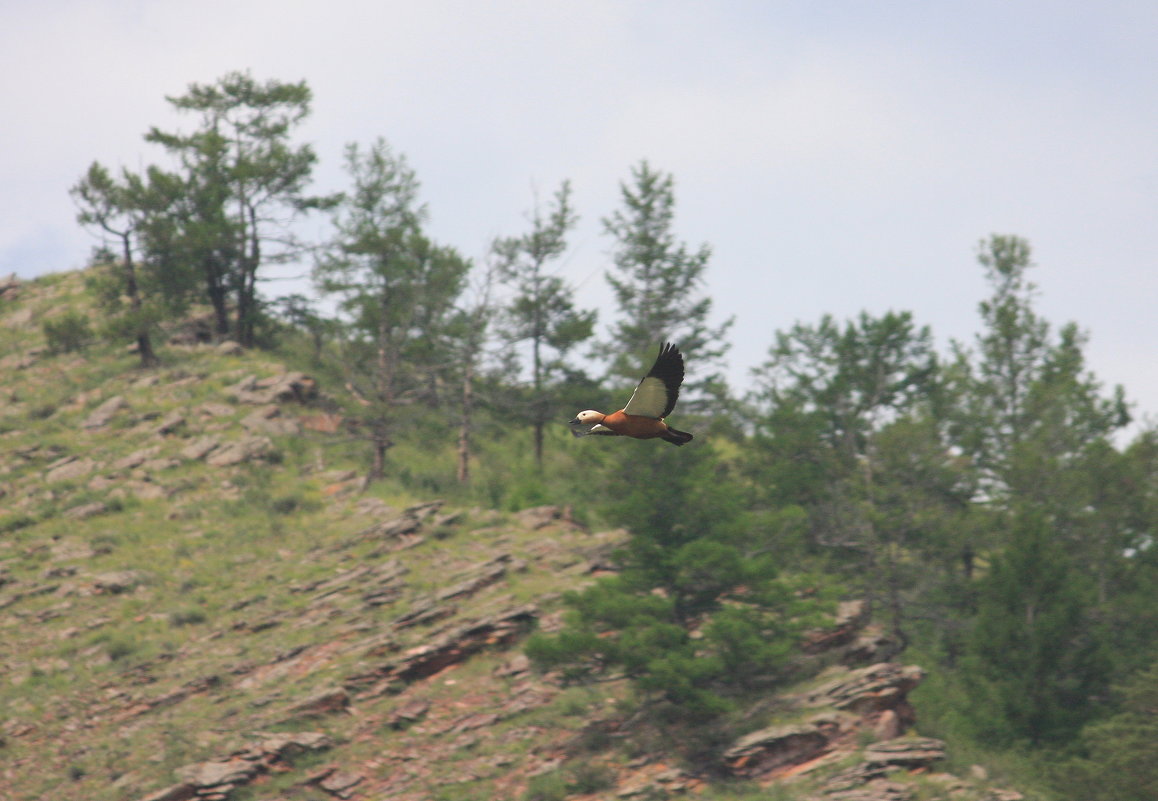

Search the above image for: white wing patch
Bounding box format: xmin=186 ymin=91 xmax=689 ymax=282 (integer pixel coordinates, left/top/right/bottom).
xmin=622 ymin=376 xmax=669 ymax=419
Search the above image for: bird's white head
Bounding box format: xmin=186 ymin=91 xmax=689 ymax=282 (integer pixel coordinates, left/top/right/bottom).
xmin=570 ymin=410 xmax=604 ymax=425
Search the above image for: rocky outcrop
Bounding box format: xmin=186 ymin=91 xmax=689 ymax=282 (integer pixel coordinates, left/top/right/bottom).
xmin=345 ymin=605 xmax=537 ymax=695
xmin=816 ymin=738 xmax=947 ymax=800
xmin=723 ymin=720 xmax=836 ymax=777
xmin=204 ymin=435 xmax=277 ymax=467
xmin=227 ymin=372 xmax=317 ymax=405
xmin=44 ymin=455 xmax=98 ymax=483
xmin=82 ymin=395 xmax=130 ymax=429
xmin=722 ymin=662 xmax=927 ymax=781
xmin=0 ymin=272 xmax=20 ymax=301
xmin=809 ymin=662 xmax=925 ymax=719
xmin=240 ymin=404 xmax=300 ymax=436
xmin=141 ymin=731 xmax=332 ymax=801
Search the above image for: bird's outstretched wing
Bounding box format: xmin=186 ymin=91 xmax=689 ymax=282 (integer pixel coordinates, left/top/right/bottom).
xmin=570 ymin=423 xmax=620 ymax=438
xmin=622 ymin=342 xmax=685 ymax=419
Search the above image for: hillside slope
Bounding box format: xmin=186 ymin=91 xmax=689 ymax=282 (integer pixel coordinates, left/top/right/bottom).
xmin=0 ymin=271 xmax=1028 ymax=800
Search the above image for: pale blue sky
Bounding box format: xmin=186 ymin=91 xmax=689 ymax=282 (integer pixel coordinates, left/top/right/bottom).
xmin=2 ymin=1 xmax=1155 ymax=431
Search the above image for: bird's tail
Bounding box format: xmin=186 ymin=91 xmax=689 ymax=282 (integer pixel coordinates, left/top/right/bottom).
xmin=661 ymin=427 xmax=694 ymax=446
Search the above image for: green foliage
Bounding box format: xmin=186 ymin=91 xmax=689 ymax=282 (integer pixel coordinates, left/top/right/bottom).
xmin=601 ymin=160 xmax=733 ymax=398
xmin=42 ymin=310 xmax=94 ymax=354
xmin=313 ymin=137 xmax=470 ymax=483
xmin=528 ymin=442 xmax=828 ymax=729
xmin=960 ymin=511 xmax=1110 ymax=746
xmin=60 ymin=95 xmax=1158 ymax=793
xmin=1053 ymin=661 xmax=1158 ymax=801
xmin=144 ymin=71 xmax=333 ymax=346
xmin=493 ymin=180 xmax=596 ymax=466
xmin=521 ymin=771 xmax=569 ymax=801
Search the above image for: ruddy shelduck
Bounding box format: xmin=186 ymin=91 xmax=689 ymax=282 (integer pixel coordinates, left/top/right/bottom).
xmin=569 ymin=342 xmax=694 ymax=446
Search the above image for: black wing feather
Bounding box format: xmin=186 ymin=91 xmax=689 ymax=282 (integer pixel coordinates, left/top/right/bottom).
xmin=646 ymin=342 xmax=685 ymax=419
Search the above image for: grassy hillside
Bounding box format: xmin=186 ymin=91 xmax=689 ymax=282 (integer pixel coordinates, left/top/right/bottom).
xmin=0 ymin=271 xmax=1030 ymax=801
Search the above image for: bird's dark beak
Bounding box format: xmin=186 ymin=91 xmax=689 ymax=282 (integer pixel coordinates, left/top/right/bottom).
xmin=567 ymin=417 xmax=580 ymax=426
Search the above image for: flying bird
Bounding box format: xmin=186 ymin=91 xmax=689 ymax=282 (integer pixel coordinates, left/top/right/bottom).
xmin=569 ymin=342 xmax=694 ymax=446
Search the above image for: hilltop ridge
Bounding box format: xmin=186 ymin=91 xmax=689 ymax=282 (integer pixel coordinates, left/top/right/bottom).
xmin=0 ymin=271 xmax=1028 ymax=801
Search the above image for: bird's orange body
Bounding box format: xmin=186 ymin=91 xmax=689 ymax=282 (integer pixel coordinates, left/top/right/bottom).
xmin=590 ymin=410 xmax=673 ymax=440
xmin=569 ymin=343 xmax=694 ymax=446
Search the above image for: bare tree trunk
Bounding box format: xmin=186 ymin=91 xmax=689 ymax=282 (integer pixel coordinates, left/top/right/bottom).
xmin=532 ymin=330 xmax=544 ymax=468
xmin=118 ymin=231 xmax=158 ymax=368
xmin=457 ymin=358 xmax=475 ymax=484
xmin=236 ymin=205 xmax=260 ymax=347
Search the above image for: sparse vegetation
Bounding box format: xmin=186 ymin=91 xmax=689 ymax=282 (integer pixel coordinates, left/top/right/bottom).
xmin=0 ymin=130 xmax=1152 ymax=801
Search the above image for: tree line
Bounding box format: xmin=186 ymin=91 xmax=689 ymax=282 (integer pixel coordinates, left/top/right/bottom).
xmin=72 ymin=72 xmax=1156 ymax=798
xmin=71 ymin=71 xmax=727 ymax=477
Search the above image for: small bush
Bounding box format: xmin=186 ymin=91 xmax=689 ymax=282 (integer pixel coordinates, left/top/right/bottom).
xmin=567 ymin=761 xmax=616 ymax=794
xmin=169 ymin=608 xmax=208 ymax=627
xmin=42 ymin=311 xmax=94 ymax=354
xmin=521 ymin=771 xmax=568 ymax=801
xmin=0 ymin=513 xmax=36 ymax=534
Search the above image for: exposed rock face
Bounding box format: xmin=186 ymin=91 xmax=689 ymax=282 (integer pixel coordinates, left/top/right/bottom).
xmin=82 ymin=395 xmax=129 ymax=429
xmin=145 ymin=731 xmax=332 ymax=801
xmin=180 ymin=436 xmax=221 ymax=461
xmin=722 ymin=663 xmax=927 ymax=782
xmin=0 ymin=272 xmax=20 ymax=301
xmin=284 ymin=687 xmax=351 ymax=721
xmin=240 ymin=404 xmax=300 ymax=436
xmin=864 ymin=737 xmax=947 ymax=768
xmin=513 ymin=504 xmax=578 ymax=530
xmin=205 ymin=435 xmax=277 ymax=467
xmin=151 ymin=410 xmax=187 ymax=436
xmin=345 ymin=606 xmax=537 ymax=694
xmin=44 ymin=456 xmax=98 ymax=483
xmin=227 ymin=372 xmax=317 ymax=405
xmin=723 ymin=721 xmax=834 ymax=777
xmin=91 ymin=570 xmax=148 ymax=594
xmin=809 ymin=662 xmax=925 ymax=718
xmin=818 ymin=738 xmax=947 ymax=800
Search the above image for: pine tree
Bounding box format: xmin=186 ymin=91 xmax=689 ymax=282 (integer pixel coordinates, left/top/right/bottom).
xmin=749 ymin=311 xmax=942 ymax=646
xmin=601 ymin=161 xmax=733 ymax=401
xmin=526 ymin=442 xmax=827 ymax=731
xmin=950 ymin=235 xmax=1129 ymax=499
xmin=314 ymin=138 xmax=469 ymax=483
xmin=492 ymin=181 xmax=596 ymax=466
xmin=961 ymin=510 xmax=1110 ymax=745
xmin=1057 ymin=661 xmax=1158 ymax=801
xmin=145 ymin=71 xmax=334 ymax=345
xmin=71 ymin=163 xmax=161 ymax=367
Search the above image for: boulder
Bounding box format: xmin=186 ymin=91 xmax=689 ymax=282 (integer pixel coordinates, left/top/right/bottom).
xmin=45 ymin=456 xmax=98 ymax=483
xmin=174 ymin=758 xmax=256 ymax=788
xmin=151 ymin=410 xmax=186 ymax=436
xmin=180 ymin=436 xmax=221 ymax=461
xmin=388 ymin=698 xmax=431 ymax=729
xmin=436 ymin=559 xmax=508 ymax=601
xmin=112 ymin=447 xmax=161 ymax=471
xmin=205 ymin=435 xmax=276 ymax=467
xmin=82 ymin=395 xmax=128 ymax=429
xmin=284 ymin=688 xmax=351 ymax=720
xmin=241 ymin=405 xmax=300 ymax=436
xmin=92 ymin=570 xmax=148 ymax=594
xmin=63 ymin=501 xmax=108 ymax=520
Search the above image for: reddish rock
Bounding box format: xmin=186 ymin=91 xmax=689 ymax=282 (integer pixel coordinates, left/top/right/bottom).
xmin=723 ymin=723 xmax=830 ymax=778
